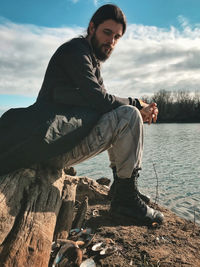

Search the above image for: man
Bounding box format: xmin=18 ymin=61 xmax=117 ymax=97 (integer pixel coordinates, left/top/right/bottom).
xmin=0 ymin=4 xmax=163 ymax=224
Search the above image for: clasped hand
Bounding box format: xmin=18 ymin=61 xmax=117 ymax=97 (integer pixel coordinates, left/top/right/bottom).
xmin=140 ymin=102 xmax=158 ymax=124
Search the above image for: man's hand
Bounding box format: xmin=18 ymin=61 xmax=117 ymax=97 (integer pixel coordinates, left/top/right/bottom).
xmin=139 ymin=101 xmax=158 ymax=124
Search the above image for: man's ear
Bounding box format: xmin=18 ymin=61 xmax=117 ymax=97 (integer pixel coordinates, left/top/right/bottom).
xmin=88 ymin=21 xmax=95 ymax=35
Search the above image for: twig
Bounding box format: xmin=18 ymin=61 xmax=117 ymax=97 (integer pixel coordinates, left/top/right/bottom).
xmin=152 ymin=163 xmax=159 ymax=205
xmin=193 ymin=207 xmax=196 ymax=234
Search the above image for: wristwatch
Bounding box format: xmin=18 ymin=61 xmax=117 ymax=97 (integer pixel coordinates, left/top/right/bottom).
xmin=135 ymin=98 xmax=146 ymax=110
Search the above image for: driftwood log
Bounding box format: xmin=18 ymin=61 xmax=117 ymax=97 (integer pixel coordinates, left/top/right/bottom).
xmin=0 ymin=165 xmax=109 ymax=267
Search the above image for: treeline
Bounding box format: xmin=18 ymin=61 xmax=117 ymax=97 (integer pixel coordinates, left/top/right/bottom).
xmin=142 ymin=90 xmax=200 ymax=123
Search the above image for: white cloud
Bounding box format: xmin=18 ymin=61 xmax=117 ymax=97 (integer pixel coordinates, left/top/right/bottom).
xmin=103 ymin=23 xmax=200 ymax=97
xmin=71 ymin=0 xmax=79 ymax=3
xmin=0 ymin=18 xmax=200 ymax=100
xmin=0 ymin=20 xmax=84 ymax=96
xmin=93 ymin=0 xmax=110 ymax=7
xmin=93 ymin=0 xmax=99 ymax=6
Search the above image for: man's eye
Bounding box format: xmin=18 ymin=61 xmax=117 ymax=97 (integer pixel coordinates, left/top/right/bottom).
xmin=103 ymin=30 xmax=111 ymax=36
xmin=115 ymin=35 xmax=120 ymax=40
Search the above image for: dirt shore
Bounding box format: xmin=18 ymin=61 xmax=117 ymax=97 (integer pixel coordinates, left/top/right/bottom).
xmin=81 ymin=201 xmax=200 ymax=267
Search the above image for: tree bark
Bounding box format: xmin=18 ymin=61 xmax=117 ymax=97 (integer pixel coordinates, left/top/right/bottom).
xmin=0 ymin=165 xmax=109 ymax=267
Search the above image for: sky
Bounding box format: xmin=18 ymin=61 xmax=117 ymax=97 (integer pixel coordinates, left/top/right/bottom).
xmin=0 ymin=0 xmax=200 ymax=114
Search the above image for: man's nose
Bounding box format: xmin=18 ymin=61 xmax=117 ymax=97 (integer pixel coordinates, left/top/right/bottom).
xmin=107 ymin=35 xmax=115 ymax=46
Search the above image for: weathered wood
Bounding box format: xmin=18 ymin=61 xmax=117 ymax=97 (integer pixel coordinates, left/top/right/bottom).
xmin=0 ymin=166 xmax=109 ymax=267
xmin=72 ymin=196 xmax=88 ymax=229
xmin=0 ymin=167 xmax=70 ymax=267
xmin=76 ymin=176 xmax=109 ymax=204
xmin=53 ymin=178 xmax=78 ymax=241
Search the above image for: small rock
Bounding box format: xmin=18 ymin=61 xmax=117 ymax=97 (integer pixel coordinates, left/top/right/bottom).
xmin=64 ymin=167 xmax=77 ymax=176
xmin=96 ymin=177 xmax=111 ymax=186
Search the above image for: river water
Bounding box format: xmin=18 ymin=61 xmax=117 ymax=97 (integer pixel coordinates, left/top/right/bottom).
xmin=75 ymin=123 xmax=200 ymax=225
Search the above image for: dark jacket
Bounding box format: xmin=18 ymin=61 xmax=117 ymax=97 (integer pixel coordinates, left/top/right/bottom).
xmin=0 ymin=37 xmax=141 ymax=175
xmin=37 ymin=37 xmax=139 ymax=112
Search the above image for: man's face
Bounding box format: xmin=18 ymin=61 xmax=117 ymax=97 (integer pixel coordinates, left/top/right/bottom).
xmin=90 ymin=19 xmax=123 ymax=61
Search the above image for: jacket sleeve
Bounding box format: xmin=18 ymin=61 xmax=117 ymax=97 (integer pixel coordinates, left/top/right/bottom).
xmin=53 ymin=41 xmax=140 ymax=114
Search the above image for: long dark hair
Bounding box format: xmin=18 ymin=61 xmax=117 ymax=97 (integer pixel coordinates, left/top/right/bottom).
xmin=87 ymin=4 xmax=127 ymax=36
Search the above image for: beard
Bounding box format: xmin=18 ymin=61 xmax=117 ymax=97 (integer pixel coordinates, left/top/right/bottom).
xmin=91 ymin=32 xmax=113 ymax=62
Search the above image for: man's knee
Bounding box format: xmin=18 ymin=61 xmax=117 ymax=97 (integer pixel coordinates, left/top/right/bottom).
xmin=115 ymin=105 xmax=143 ymax=123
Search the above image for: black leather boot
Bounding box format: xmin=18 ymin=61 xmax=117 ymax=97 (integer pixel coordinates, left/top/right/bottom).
xmin=132 ymin=168 xmax=151 ymax=204
xmin=108 ymin=167 xmax=150 ymax=204
xmin=110 ymin=177 xmax=164 ymax=225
